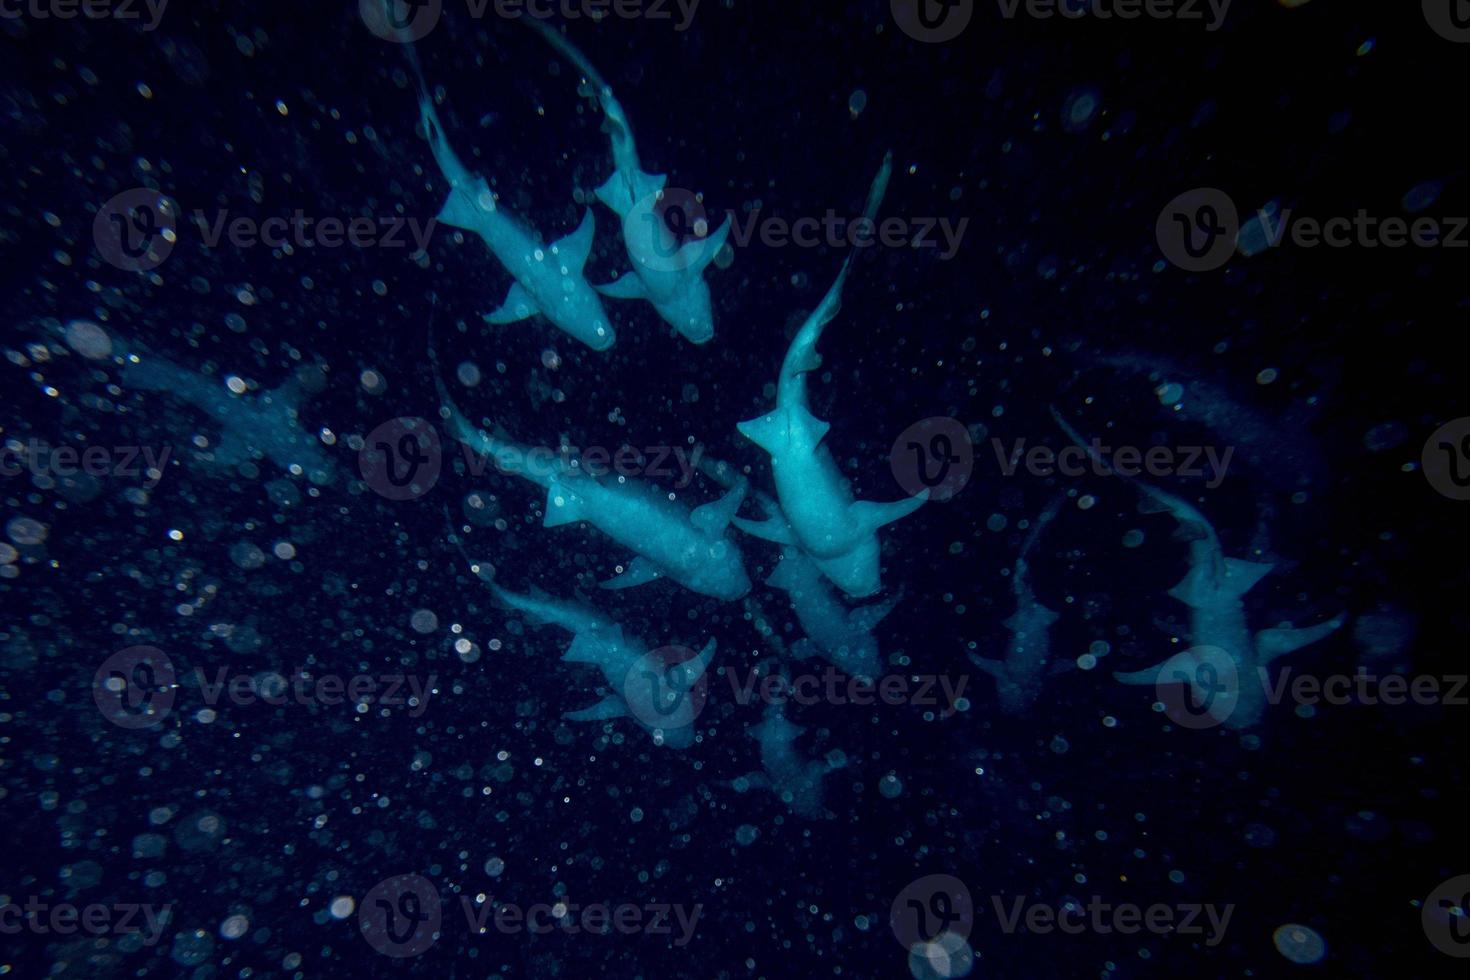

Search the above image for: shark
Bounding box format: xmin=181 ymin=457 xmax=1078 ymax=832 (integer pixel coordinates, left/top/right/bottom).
xmin=528 ymin=18 xmax=729 ymax=344
xmin=412 ymin=55 xmax=616 ymax=351
xmin=433 ymin=359 xmax=751 ymax=601
xmin=732 ymin=698 xmax=846 ymax=819
xmin=969 ymin=496 xmax=1064 ymax=715
xmin=449 ymin=539 xmax=716 ymax=748
xmin=1053 ymin=408 xmax=1344 ymax=730
xmin=118 ymin=344 xmax=337 ymax=486
xmin=733 ymin=151 xmax=926 ymax=598
xmin=767 ymin=547 xmax=900 ymax=682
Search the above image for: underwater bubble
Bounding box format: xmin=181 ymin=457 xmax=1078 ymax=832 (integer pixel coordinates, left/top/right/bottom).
xmin=1122 ymin=529 xmax=1144 ymax=548
xmin=360 ymin=369 xmax=386 ymax=394
xmin=0 ymin=544 xmax=17 ymax=565
xmin=170 ymin=928 xmax=214 ymax=966
xmin=1363 ymin=422 xmax=1407 ymax=452
xmin=1155 ymin=382 xmax=1185 ymax=407
xmin=1274 ymin=923 xmax=1327 ymax=964
xmin=879 ymin=773 xmax=904 ymax=799
xmin=457 ymin=361 xmax=482 ymax=386
xmin=411 ymin=609 xmax=439 ymax=634
xmin=64 ymin=320 xmax=113 ymax=360
xmin=229 ymin=542 xmax=265 ymax=569
xmin=1402 ymin=180 xmax=1442 ymax=213
xmin=329 ymin=896 xmax=355 ymax=919
xmin=485 ymin=856 xmax=505 ymax=877
xmin=132 ymin=832 xmax=168 ymax=859
xmin=1256 ymin=367 xmax=1279 ymax=385
xmin=986 ymin=513 xmax=1006 ymax=532
xmin=220 ymin=914 xmax=249 ymax=940
xmin=6 ymin=517 xmax=46 ymax=546
xmin=848 ymin=89 xmax=868 ymax=119
xmin=1061 ymin=86 xmax=1101 ymax=133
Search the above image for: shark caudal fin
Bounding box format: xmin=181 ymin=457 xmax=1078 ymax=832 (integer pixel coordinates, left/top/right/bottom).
xmin=775 ymin=152 xmax=893 ymax=402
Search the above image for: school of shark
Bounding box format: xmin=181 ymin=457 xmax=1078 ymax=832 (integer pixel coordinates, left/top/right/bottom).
xmin=53 ymin=14 xmax=1351 ymax=830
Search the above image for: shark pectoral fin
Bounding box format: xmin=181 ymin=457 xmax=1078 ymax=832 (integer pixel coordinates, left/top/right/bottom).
xmin=765 ymin=551 xmax=808 ymax=592
xmin=850 ymin=494 xmax=927 ymax=536
xmin=596 ymin=271 xmax=649 ymax=300
xmin=677 ymin=214 xmax=732 ymax=273
xmin=673 ymin=638 xmax=717 ymax=689
xmin=550 ymin=208 xmax=597 ymax=272
xmin=599 ymin=556 xmax=663 ymax=590
xmin=436 ymin=176 xmax=494 ymax=232
xmin=485 ymin=281 xmax=540 ymax=324
xmin=968 ymin=655 xmax=1008 ymax=681
xmin=1113 ymin=662 xmax=1165 ymax=686
xmin=565 ymin=695 xmax=627 ymax=722
xmin=543 ymin=483 xmax=587 ymax=528
xmin=1255 ymin=614 xmax=1346 ymax=664
xmin=733 ymin=515 xmax=798 ymax=546
xmin=790 ymin=638 xmax=820 ymax=662
xmin=850 ymin=592 xmax=902 ymax=633
xmin=594 ymin=172 xmax=633 ymax=216
xmin=1223 ymin=558 xmax=1276 ymax=595
xmin=736 ymin=412 xmax=788 ymax=455
xmin=691 ymin=480 xmax=748 ymax=535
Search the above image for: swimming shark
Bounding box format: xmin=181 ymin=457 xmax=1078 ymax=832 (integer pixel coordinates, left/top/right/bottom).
xmin=528 ymin=18 xmax=729 ymax=344
xmin=434 ymin=358 xmax=751 ymax=601
xmin=412 ymin=55 xmax=616 ymax=351
xmin=733 ymin=152 xmax=925 ymax=598
xmin=733 ymin=698 xmax=846 ymax=819
xmin=448 ymin=532 xmax=716 ymax=748
xmin=118 ymin=343 xmax=337 ymax=486
xmin=1053 ymin=408 xmax=1344 ymax=730
xmin=969 ymin=496 xmax=1063 ymax=715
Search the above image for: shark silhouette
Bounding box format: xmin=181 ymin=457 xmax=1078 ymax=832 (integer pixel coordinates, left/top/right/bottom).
xmin=970 ymin=496 xmax=1064 ymax=715
xmin=449 ymin=533 xmax=715 ymax=748
xmin=733 ymin=697 xmax=846 ymax=819
xmin=1054 ymin=408 xmax=1344 ymax=730
xmin=412 ymin=54 xmax=616 ymax=351
xmin=528 ymin=18 xmax=729 ymax=344
xmin=434 ymin=357 xmax=751 ymax=601
xmin=119 ymin=344 xmax=337 ymax=486
xmin=733 ymin=152 xmax=925 ymax=598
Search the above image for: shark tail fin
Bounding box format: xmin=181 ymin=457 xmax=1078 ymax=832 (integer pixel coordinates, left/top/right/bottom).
xmin=850 ymin=495 xmax=927 ymax=535
xmin=778 ymin=152 xmax=894 ymax=388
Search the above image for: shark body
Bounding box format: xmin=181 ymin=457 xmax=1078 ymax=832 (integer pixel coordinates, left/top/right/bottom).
xmin=970 ymin=497 xmax=1063 ymax=715
xmin=436 ymin=370 xmax=751 ymax=601
xmin=1054 ymin=409 xmax=1343 ymax=730
xmin=119 ymin=347 xmax=337 ymax=486
xmin=733 ymin=153 xmax=925 ymax=598
xmin=453 ymin=546 xmax=715 ymax=748
xmin=733 ymin=700 xmax=845 ymax=819
xmin=415 ymin=69 xmax=615 ymax=351
xmin=529 ymin=19 xmax=728 ymax=344
xmin=767 ymin=547 xmax=898 ymax=681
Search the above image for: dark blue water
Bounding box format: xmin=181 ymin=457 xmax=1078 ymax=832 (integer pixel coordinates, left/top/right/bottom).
xmin=3 ymin=1 xmax=1469 ymax=977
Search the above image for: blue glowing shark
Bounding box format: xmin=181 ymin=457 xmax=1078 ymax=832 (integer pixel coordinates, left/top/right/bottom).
xmin=528 ymin=19 xmax=729 ymax=344
xmin=970 ymin=496 xmax=1063 ymax=715
xmin=413 ymin=64 xmax=615 ymax=351
xmin=733 ymin=698 xmax=846 ymax=820
xmin=449 ymin=537 xmax=716 ymax=748
xmin=734 ymin=152 xmax=925 ymax=598
xmin=118 ymin=344 xmax=337 ymax=486
xmin=1054 ymin=409 xmax=1344 ymax=730
xmin=434 ymin=365 xmax=751 ymax=601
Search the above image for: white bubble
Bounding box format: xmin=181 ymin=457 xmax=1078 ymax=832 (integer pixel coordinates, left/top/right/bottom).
xmin=273 ymin=541 xmax=296 ymax=560
xmin=457 ymin=362 xmax=482 ymax=387
xmin=1274 ymin=923 xmax=1326 ymax=964
xmin=6 ymin=517 xmax=46 ymax=546
xmin=484 ymin=856 xmax=505 ymax=877
xmin=220 ymin=914 xmax=249 ymax=939
xmin=411 ymin=609 xmax=439 ymax=634
xmin=360 ymin=369 xmax=385 ymax=394
xmin=329 ymin=896 xmax=355 ymax=919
